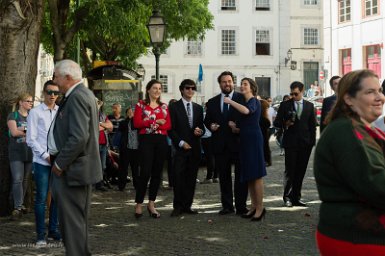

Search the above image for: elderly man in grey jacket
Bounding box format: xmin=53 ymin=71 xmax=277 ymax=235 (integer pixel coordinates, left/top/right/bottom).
xmin=48 ymin=59 xmax=102 ymax=256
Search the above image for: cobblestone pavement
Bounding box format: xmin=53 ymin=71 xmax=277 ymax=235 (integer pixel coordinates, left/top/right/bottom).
xmin=0 ymin=141 xmax=320 ymax=256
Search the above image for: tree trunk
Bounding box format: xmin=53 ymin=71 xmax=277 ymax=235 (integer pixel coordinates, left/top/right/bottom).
xmin=0 ymin=0 xmax=44 ymax=216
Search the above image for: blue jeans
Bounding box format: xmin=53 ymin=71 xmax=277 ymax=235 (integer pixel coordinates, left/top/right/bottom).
xmin=34 ymin=163 xmax=59 ymax=240
xmin=10 ymin=161 xmax=32 ymax=209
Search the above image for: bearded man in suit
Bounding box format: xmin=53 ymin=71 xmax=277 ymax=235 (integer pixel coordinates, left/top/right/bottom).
xmin=204 ymin=71 xmax=248 ymax=215
xmin=48 ymin=59 xmax=102 ymax=255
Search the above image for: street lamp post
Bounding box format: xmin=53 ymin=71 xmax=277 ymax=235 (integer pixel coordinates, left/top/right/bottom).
xmin=147 ymin=10 xmax=166 ymax=80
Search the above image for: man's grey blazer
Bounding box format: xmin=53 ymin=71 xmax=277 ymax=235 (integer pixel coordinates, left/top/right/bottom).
xmin=53 ymin=83 xmax=102 ymax=186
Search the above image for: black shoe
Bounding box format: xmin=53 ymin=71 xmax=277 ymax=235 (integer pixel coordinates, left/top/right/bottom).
xmin=183 ymin=208 xmax=198 ymax=215
xmin=147 ymin=207 xmax=160 ymax=218
xmin=292 ymin=200 xmax=307 ymax=207
xmin=236 ymin=208 xmax=249 ymax=215
xmin=251 ymin=208 xmax=266 ymax=222
xmin=284 ymin=200 xmax=293 ymax=207
xmin=134 ymin=212 xmax=143 ymax=219
xmin=241 ymin=209 xmax=256 ymax=219
xmin=218 ymin=208 xmax=235 ymax=215
xmin=170 ymin=208 xmax=182 ymax=217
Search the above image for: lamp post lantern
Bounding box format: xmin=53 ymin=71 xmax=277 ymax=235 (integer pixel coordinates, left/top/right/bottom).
xmin=147 ymin=10 xmax=166 ymax=80
xmin=285 ymin=49 xmax=292 ymax=67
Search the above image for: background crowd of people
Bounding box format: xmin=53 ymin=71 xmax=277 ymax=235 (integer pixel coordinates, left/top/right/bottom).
xmin=8 ymin=59 xmax=385 ymax=255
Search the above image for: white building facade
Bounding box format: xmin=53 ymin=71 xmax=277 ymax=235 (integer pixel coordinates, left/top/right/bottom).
xmin=138 ymin=0 xmax=323 ymax=104
xmin=323 ymin=0 xmax=384 ymax=96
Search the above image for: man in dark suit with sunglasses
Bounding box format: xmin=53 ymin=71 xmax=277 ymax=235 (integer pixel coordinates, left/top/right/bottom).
xmin=168 ymin=79 xmax=205 ymax=217
xmin=274 ymin=81 xmax=316 ymax=207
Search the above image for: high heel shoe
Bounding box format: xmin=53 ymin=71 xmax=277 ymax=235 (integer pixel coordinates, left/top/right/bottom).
xmin=147 ymin=207 xmax=160 ymax=219
xmin=134 ymin=212 xmax=143 ymax=219
xmin=241 ymin=209 xmax=256 ymax=219
xmin=251 ymin=208 xmax=266 ymax=222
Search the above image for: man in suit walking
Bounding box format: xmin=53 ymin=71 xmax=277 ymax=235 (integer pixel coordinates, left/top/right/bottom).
xmin=320 ymin=75 xmax=341 ymax=132
xmin=204 ymin=71 xmax=248 ymax=215
xmin=274 ymin=81 xmax=316 ymax=207
xmin=169 ymin=79 xmax=205 ymax=217
xmin=48 ymin=59 xmax=102 ymax=255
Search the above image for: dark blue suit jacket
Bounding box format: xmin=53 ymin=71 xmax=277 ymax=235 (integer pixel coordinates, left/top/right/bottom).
xmin=204 ymin=92 xmax=245 ymax=154
xmin=320 ymin=94 xmax=336 ymax=132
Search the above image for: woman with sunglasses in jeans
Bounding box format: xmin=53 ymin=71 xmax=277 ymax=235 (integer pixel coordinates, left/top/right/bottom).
xmin=7 ymin=92 xmax=34 ymax=220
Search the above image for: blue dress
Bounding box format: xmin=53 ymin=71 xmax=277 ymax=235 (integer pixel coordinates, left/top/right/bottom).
xmin=239 ymin=98 xmax=267 ymax=182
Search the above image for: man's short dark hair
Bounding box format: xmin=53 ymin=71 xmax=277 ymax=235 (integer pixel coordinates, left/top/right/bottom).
xmin=217 ymin=71 xmax=234 ymax=84
xmin=43 ymin=80 xmax=57 ymax=92
xmin=179 ymin=79 xmax=196 ymax=91
xmin=329 ymin=75 xmax=341 ymax=88
xmin=179 ymin=79 xmax=196 ymax=96
xmin=290 ymin=81 xmax=304 ymax=91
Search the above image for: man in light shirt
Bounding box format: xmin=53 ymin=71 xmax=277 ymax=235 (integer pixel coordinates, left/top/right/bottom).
xmin=27 ymin=80 xmax=61 ymax=247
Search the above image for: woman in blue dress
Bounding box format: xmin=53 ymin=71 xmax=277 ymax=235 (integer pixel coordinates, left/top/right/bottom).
xmin=224 ymin=78 xmax=267 ymax=221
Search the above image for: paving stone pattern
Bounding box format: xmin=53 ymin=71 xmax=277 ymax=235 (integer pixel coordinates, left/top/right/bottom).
xmin=0 ymin=142 xmax=320 ymax=256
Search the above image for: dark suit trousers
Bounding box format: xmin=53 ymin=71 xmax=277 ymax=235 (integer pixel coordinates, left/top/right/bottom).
xmin=118 ymin=148 xmax=139 ymax=190
xmin=215 ymin=153 xmax=248 ymax=211
xmin=283 ymin=146 xmax=313 ymax=202
xmin=201 ymin=137 xmax=217 ymax=179
xmin=51 ymin=174 xmax=92 ymax=256
xmin=135 ymin=134 xmax=168 ymax=203
xmin=173 ymin=150 xmax=200 ymax=210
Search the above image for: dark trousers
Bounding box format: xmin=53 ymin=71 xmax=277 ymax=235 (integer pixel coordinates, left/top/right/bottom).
xmin=201 ymin=137 xmax=217 ymax=179
xmin=135 ymin=134 xmax=168 ymax=203
xmin=215 ymin=153 xmax=248 ymax=211
xmin=118 ymin=148 xmax=139 ymax=190
xmin=51 ymin=174 xmax=92 ymax=256
xmin=283 ymin=146 xmax=313 ymax=202
xmin=173 ymin=150 xmax=200 ymax=210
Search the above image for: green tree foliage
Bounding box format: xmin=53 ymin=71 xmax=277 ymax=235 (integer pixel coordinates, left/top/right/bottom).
xmin=41 ymin=0 xmax=213 ymax=68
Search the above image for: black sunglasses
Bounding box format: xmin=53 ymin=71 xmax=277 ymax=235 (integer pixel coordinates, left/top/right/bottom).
xmin=290 ymin=92 xmax=299 ymax=97
xmin=46 ymin=90 xmax=60 ymax=96
xmin=184 ymin=86 xmax=196 ymax=91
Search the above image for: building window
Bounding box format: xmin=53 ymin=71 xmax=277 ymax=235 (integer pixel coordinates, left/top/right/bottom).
xmin=339 ymin=0 xmax=351 ymax=23
xmin=364 ymin=45 xmax=381 ymax=78
xmin=221 ymin=30 xmax=237 ymax=55
xmin=233 ymin=75 xmax=238 ymax=86
xmin=151 ymin=75 xmax=169 ymax=93
xmin=304 ymin=0 xmax=318 ymax=5
xmin=303 ymin=28 xmax=319 ymax=45
xmin=255 ymin=0 xmax=270 ymax=10
xmin=340 ymin=48 xmax=352 ymax=75
xmin=186 ymin=40 xmax=202 ymax=56
xmin=221 ymin=0 xmax=236 ymax=10
xmin=255 ymin=29 xmax=270 ymax=55
xmin=363 ymin=0 xmax=379 ymax=17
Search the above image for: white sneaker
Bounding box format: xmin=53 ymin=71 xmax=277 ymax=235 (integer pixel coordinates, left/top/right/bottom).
xmin=36 ymin=240 xmax=47 ymax=248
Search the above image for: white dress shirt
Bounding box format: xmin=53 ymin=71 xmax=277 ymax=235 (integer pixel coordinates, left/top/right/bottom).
xmin=26 ymin=103 xmax=58 ymax=166
xmin=178 ymin=97 xmax=194 ymax=148
xmin=221 ymin=90 xmax=235 ymax=112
